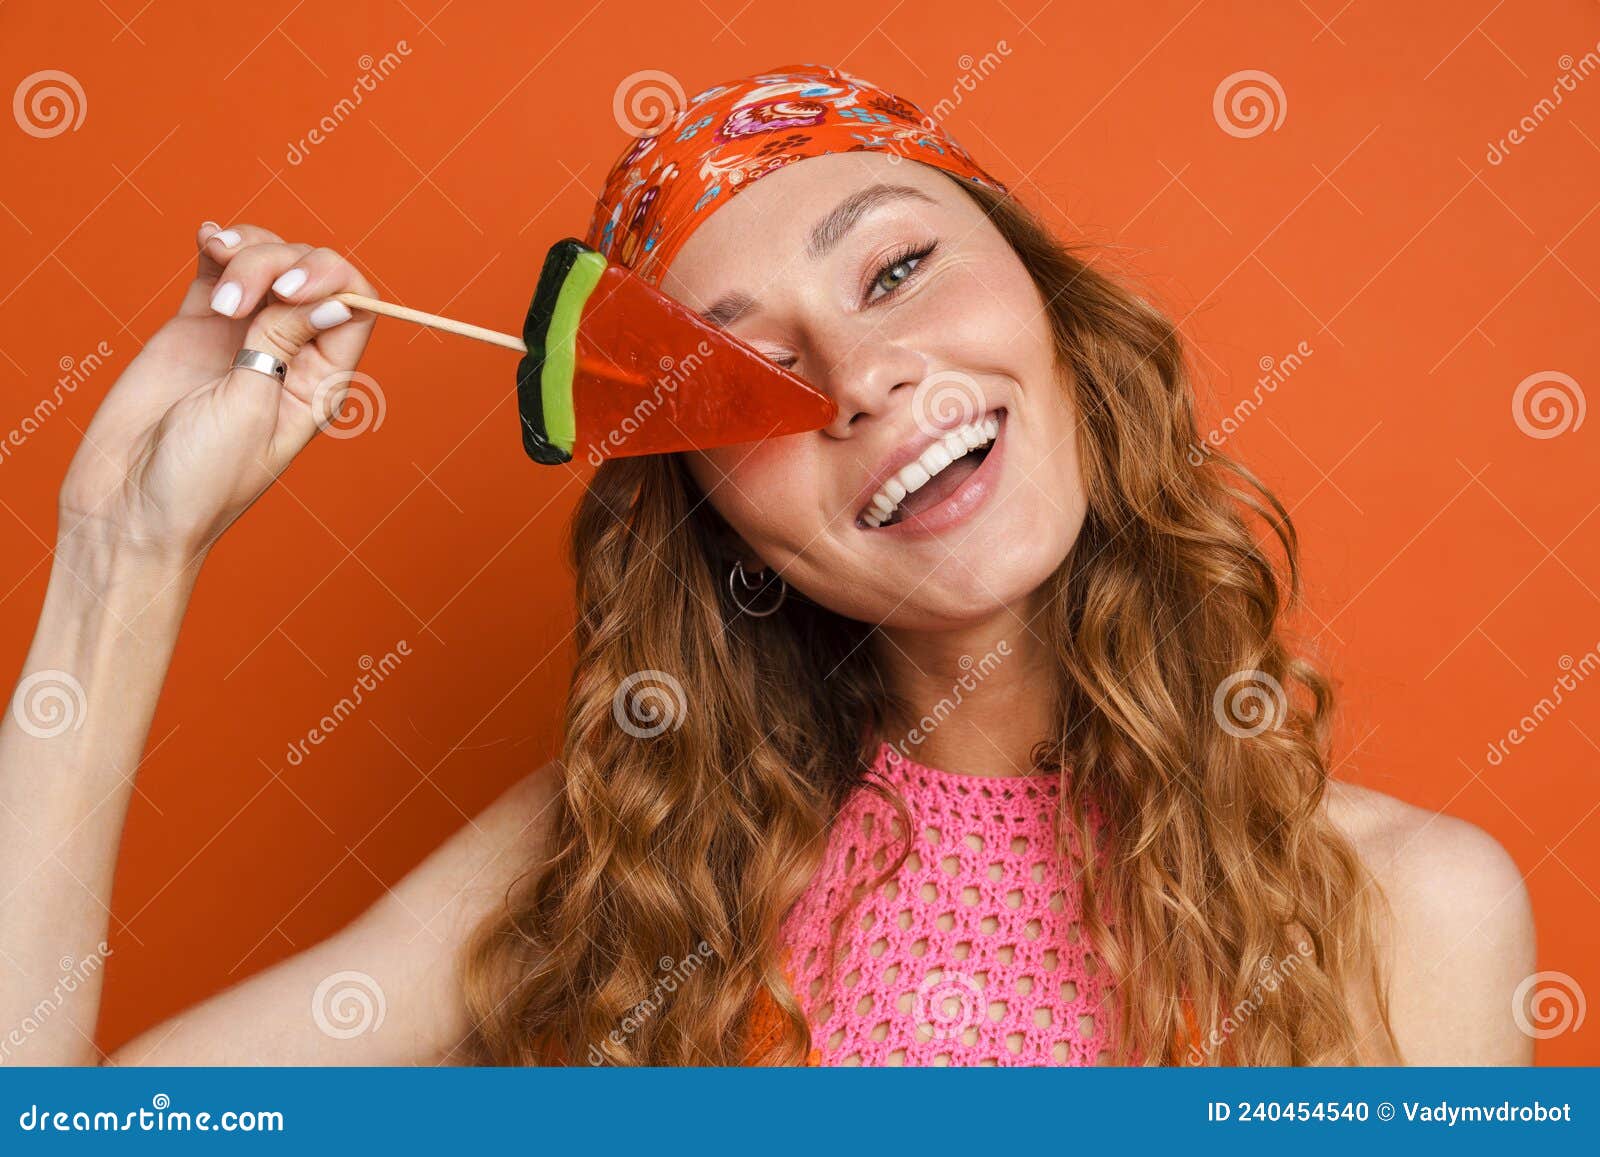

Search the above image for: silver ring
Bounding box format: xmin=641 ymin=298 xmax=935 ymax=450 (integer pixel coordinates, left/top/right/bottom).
xmin=232 ymin=348 xmax=287 ymax=383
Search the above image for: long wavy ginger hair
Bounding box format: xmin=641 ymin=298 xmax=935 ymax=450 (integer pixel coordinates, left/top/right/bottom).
xmin=459 ymin=176 xmax=1399 ymax=1067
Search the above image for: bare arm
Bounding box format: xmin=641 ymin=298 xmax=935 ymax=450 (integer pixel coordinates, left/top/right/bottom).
xmin=0 ymin=220 xmax=558 ymax=1066
xmin=106 ymin=760 xmax=559 ymax=1066
xmin=0 ymin=536 xmax=200 ymax=1064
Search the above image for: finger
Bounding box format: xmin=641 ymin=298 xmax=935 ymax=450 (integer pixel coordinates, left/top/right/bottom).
xmin=265 ymin=246 xmax=375 ymax=306
xmin=223 ymin=295 xmax=374 ymax=472
xmin=203 ymin=240 xmax=315 ymax=320
xmin=178 ymin=222 xmax=291 ymax=317
xmin=238 ymin=296 xmax=363 ymax=370
xmin=262 ymin=246 xmax=377 ymax=369
xmin=213 ymin=293 xmax=363 ymax=443
xmin=195 ymin=221 xmax=223 ymax=278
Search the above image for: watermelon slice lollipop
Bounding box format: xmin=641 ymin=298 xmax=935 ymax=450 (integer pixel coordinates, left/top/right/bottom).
xmin=514 ymin=238 xmax=835 ymax=464
xmin=333 ymin=238 xmax=837 ymax=466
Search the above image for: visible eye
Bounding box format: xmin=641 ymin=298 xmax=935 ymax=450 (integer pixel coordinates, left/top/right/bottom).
xmin=867 ymin=241 xmax=937 ymax=303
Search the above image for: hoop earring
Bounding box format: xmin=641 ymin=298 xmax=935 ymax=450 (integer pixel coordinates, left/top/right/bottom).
xmin=727 ymin=559 xmax=787 ymax=618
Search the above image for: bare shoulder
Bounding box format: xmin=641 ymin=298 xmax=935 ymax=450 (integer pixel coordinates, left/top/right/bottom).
xmin=1321 ymin=778 xmax=1537 ymax=1065
xmin=108 ymin=760 xmax=564 ymax=1065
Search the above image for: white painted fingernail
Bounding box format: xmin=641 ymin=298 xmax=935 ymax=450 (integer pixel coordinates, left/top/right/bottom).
xmin=211 ymin=229 xmax=241 ymax=248
xmin=308 ymin=299 xmax=352 ymax=329
xmin=210 ymin=281 xmax=243 ymax=316
xmin=272 ymin=268 xmax=308 ymax=297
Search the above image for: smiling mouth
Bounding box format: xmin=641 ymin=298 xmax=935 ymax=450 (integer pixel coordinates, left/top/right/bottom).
xmin=857 ymin=410 xmax=1003 ymax=529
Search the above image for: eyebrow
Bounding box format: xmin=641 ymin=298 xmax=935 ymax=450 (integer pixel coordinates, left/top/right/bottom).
xmin=696 ymin=184 xmax=936 ymax=329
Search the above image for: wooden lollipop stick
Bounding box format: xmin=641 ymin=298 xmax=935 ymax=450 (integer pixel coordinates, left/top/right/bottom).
xmin=331 ymin=292 xmax=528 ymax=354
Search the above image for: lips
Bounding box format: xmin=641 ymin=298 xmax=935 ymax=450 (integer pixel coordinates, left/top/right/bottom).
xmin=852 ymin=408 xmax=1006 ymax=535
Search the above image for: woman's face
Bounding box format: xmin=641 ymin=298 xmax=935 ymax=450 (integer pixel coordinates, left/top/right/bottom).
xmin=662 ymin=152 xmax=1086 ymax=631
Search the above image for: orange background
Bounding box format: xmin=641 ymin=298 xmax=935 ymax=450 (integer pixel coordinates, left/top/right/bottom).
xmin=1 ymin=0 xmax=1596 ymax=1063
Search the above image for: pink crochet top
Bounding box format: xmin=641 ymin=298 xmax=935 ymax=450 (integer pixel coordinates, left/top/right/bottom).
xmin=777 ymin=741 xmax=1116 ymax=1066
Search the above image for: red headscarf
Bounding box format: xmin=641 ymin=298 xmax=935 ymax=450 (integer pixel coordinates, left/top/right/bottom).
xmin=582 ymin=62 xmax=1007 ymax=287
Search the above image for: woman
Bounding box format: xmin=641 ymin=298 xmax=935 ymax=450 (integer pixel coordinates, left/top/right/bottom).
xmin=0 ymin=64 xmax=1534 ymax=1067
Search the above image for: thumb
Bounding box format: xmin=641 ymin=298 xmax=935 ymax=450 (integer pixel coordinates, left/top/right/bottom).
xmin=217 ymin=296 xmax=369 ymax=469
xmin=239 ymin=295 xmax=353 ymax=369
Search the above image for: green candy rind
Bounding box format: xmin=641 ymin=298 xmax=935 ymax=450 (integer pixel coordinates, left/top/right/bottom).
xmin=539 ymin=250 xmax=607 ymax=455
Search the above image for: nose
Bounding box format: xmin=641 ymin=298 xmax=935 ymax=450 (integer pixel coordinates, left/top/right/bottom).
xmin=812 ymin=328 xmax=928 ymax=440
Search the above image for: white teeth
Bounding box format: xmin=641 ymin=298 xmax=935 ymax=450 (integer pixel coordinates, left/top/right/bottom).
xmin=858 ymin=414 xmax=1000 ymax=528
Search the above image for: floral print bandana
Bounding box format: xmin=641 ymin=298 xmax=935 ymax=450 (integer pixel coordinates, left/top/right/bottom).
xmin=582 ymin=62 xmax=1007 ymax=287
